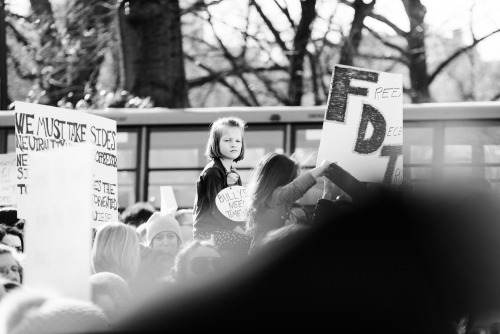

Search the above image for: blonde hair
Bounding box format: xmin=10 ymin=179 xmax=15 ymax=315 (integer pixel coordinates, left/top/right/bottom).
xmin=91 ymin=222 xmax=140 ymax=281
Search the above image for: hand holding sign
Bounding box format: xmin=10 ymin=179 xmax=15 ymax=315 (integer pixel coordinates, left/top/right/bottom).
xmin=215 ymin=185 xmax=248 ymax=222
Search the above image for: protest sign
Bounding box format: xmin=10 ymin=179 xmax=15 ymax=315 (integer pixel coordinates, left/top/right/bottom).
xmin=23 ymin=144 xmax=93 ymax=301
xmin=0 ymin=153 xmax=16 ymax=206
xmin=316 ymin=65 xmax=403 ymax=184
xmin=14 ymin=101 xmax=118 ymax=224
xmin=160 ymin=186 xmax=178 ymax=215
xmin=215 ymin=185 xmax=248 ymax=222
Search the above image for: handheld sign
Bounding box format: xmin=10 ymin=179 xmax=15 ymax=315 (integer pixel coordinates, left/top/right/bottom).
xmin=24 ymin=144 xmax=93 ymax=301
xmin=160 ymin=186 xmax=178 ymax=215
xmin=0 ymin=153 xmax=16 ymax=206
xmin=14 ymin=101 xmax=118 ymax=224
xmin=316 ymin=65 xmax=403 ymax=184
xmin=215 ymin=185 xmax=248 ymax=222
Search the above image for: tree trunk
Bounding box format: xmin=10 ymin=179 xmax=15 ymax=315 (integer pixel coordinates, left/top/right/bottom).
xmin=339 ymin=0 xmax=375 ymax=66
xmin=30 ymin=0 xmax=61 ymax=105
xmin=288 ymin=0 xmax=316 ymax=106
xmin=117 ymin=0 xmax=188 ymax=108
xmin=402 ymin=0 xmax=432 ymax=103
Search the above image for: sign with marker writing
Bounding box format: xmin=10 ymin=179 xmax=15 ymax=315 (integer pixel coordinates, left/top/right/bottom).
xmin=0 ymin=153 xmax=16 ymax=206
xmin=316 ymin=65 xmax=403 ymax=184
xmin=215 ymin=185 xmax=248 ymax=222
xmin=14 ymin=101 xmax=118 ymax=224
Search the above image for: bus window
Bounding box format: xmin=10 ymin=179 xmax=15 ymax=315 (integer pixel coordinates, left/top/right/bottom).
xmin=116 ymin=130 xmax=139 ymax=209
xmin=7 ymin=130 xmax=15 ymax=153
xmin=293 ymin=126 xmax=322 ymax=166
xmin=443 ymin=123 xmax=500 ymax=185
xmin=149 ymin=129 xmax=206 ymax=168
xmin=403 ymin=125 xmax=434 ymax=184
xmin=238 ymin=129 xmax=285 ymax=168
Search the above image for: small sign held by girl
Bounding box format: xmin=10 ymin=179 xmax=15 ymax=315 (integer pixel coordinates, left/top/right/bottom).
xmin=192 ymin=117 xmax=251 ymax=256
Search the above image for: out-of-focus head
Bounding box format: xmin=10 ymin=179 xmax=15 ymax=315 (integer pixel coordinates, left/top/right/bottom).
xmin=0 ymin=289 xmax=109 ymax=334
xmin=91 ymin=222 xmax=141 ymax=281
xmin=146 ymin=212 xmax=182 ymax=255
xmin=89 ymin=271 xmax=132 ymax=324
xmin=0 ymin=225 xmax=23 ymax=253
xmin=171 ymin=240 xmax=224 ymax=284
xmin=0 ymin=207 xmax=20 ymax=227
xmin=120 ymin=201 xmax=157 ymax=228
xmin=0 ymin=244 xmax=22 ymax=284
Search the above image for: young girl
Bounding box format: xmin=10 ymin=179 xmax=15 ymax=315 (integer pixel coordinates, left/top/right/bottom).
xmin=192 ymin=116 xmax=251 ymax=255
xmin=246 ymin=153 xmax=331 ymax=252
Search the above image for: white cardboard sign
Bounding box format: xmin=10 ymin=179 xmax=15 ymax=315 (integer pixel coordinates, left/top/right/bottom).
xmin=215 ymin=186 xmax=248 ymax=222
xmin=0 ymin=153 xmax=16 ymax=206
xmin=160 ymin=186 xmax=178 ymax=215
xmin=23 ymin=144 xmax=93 ymax=301
xmin=14 ymin=101 xmax=118 ymax=224
xmin=316 ymin=65 xmax=403 ymax=184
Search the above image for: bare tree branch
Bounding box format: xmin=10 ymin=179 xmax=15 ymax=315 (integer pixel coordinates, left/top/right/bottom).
xmin=491 ymin=91 xmax=500 ymax=101
xmin=185 ymin=55 xmax=252 ymax=106
xmin=251 ymin=0 xmax=290 ymax=56
xmin=429 ymin=29 xmax=500 ymax=84
xmin=205 ymin=9 xmax=260 ymax=105
xmin=273 ymin=0 xmax=295 ymax=29
xmin=364 ymin=25 xmax=407 ymax=55
xmin=367 ymin=12 xmax=408 ymax=37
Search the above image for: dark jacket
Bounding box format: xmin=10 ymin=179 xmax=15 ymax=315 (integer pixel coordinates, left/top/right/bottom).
xmin=193 ymin=158 xmax=244 ymax=234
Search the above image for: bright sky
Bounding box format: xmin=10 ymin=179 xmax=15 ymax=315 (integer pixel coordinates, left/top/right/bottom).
xmin=8 ymin=0 xmax=500 ymax=60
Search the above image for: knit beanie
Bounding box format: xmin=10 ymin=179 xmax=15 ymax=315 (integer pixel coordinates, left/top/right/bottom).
xmin=146 ymin=212 xmax=183 ymax=247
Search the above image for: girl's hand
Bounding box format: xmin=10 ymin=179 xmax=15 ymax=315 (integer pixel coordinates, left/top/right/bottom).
xmin=322 ymin=177 xmax=337 ymax=201
xmin=318 ymin=160 xmax=332 ymax=175
xmin=310 ymin=160 xmax=332 ymax=179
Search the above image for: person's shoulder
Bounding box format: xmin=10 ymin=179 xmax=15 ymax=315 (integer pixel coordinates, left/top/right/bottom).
xmin=202 ymin=161 xmax=224 ymax=177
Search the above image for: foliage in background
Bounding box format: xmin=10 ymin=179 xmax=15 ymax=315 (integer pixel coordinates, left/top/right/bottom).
xmin=3 ymin=0 xmax=500 ymax=109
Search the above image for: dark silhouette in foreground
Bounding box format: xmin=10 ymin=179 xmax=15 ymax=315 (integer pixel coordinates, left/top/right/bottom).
xmin=115 ymin=185 xmax=500 ymax=334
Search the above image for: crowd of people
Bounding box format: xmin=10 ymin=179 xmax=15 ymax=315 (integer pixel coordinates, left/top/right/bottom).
xmin=0 ymin=116 xmax=499 ymax=333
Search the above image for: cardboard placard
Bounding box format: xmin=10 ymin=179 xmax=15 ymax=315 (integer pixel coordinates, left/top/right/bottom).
xmin=14 ymin=101 xmax=118 ymax=224
xmin=215 ymin=186 xmax=248 ymax=222
xmin=160 ymin=186 xmax=178 ymax=215
xmin=23 ymin=144 xmax=93 ymax=301
xmin=316 ymin=65 xmax=403 ymax=184
xmin=0 ymin=153 xmax=16 ymax=206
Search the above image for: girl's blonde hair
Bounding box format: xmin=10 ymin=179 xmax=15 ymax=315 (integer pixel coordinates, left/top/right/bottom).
xmin=245 ymin=153 xmax=301 ymax=235
xmin=91 ymin=222 xmax=141 ymax=281
xmin=205 ymin=117 xmax=246 ymax=162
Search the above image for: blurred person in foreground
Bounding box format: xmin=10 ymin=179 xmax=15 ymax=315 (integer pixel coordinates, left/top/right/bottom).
xmin=0 ymin=288 xmax=109 ymax=334
xmin=113 ymin=173 xmax=500 ymax=334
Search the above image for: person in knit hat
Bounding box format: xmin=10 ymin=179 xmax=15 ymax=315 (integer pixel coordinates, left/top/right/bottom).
xmin=130 ymin=213 xmax=183 ymax=300
xmin=146 ymin=212 xmax=183 ymax=256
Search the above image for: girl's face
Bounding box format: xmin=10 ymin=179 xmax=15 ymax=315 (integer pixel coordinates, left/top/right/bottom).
xmin=219 ymin=127 xmax=242 ymax=161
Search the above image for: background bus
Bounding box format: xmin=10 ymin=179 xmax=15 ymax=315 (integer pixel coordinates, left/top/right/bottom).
xmin=2 ymin=101 xmax=500 ymax=211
